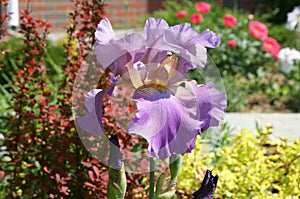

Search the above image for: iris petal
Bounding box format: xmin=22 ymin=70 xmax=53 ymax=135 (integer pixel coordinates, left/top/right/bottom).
xmin=95 ymin=33 xmax=145 ymax=72
xmin=194 ymin=30 xmax=221 ymax=48
xmin=145 ymin=17 xmax=169 ymax=44
xmin=77 ymin=89 xmax=104 ymax=136
xmin=129 ymin=82 xmax=201 ymax=159
xmin=95 ymin=18 xmax=116 ymax=44
xmin=191 ymin=82 xmax=227 ymax=132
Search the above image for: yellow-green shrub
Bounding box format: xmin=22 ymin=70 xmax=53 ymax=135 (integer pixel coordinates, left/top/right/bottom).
xmin=178 ymin=125 xmax=300 ymax=198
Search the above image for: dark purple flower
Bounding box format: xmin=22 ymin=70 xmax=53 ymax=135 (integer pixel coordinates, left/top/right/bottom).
xmin=193 ymin=170 xmax=218 ymax=199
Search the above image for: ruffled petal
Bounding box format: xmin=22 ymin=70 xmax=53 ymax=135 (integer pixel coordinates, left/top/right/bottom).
xmin=77 ymin=89 xmax=104 ymax=136
xmin=145 ymin=18 xmax=169 ymax=44
xmin=95 ymin=33 xmax=145 ymax=75
xmin=169 ymin=23 xmax=220 ymax=48
xmin=159 ymin=25 xmax=208 ymax=70
xmin=169 ymin=23 xmax=196 ymax=36
xmin=144 ymin=18 xmax=170 ymax=64
xmin=95 ymin=18 xmax=116 ymax=44
xmin=191 ymin=81 xmax=227 ymax=132
xmin=145 ymin=17 xmax=169 ymax=29
xmin=145 ymin=21 xmax=219 ymax=71
xmin=128 ymin=83 xmax=201 ymax=159
xmin=194 ymin=29 xmax=221 ymax=48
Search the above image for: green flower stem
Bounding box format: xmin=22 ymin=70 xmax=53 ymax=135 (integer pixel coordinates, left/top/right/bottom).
xmin=149 ymin=157 xmax=156 ymax=199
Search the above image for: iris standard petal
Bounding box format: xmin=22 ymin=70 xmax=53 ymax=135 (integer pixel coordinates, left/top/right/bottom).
xmin=163 ymin=25 xmax=208 ymax=70
xmin=95 ymin=18 xmax=116 ymax=45
xmin=95 ymin=33 xmax=144 ymax=69
xmin=145 ymin=17 xmax=169 ymax=44
xmin=128 ymin=83 xmax=201 ymax=159
xmin=144 ymin=18 xmax=170 ymax=64
xmin=191 ymin=81 xmax=227 ymax=132
xmin=169 ymin=23 xmax=220 ymax=48
xmin=77 ymin=89 xmax=104 ymax=136
xmin=95 ymin=33 xmax=145 ymax=75
xmin=194 ymin=29 xmax=221 ymax=48
xmin=144 ymin=19 xmax=208 ymax=70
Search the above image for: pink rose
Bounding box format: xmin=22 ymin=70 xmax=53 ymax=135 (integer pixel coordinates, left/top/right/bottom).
xmin=249 ymin=21 xmax=268 ymax=39
xmin=175 ymin=10 xmax=187 ymax=18
xmin=223 ymin=14 xmax=237 ymax=27
xmin=190 ymin=13 xmax=203 ymax=24
xmin=227 ymin=40 xmax=237 ymax=48
xmin=263 ymin=37 xmax=281 ymax=59
xmin=195 ymin=2 xmax=211 ymax=14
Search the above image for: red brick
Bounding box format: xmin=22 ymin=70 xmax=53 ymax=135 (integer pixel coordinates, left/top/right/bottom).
xmin=116 ymin=11 xmax=127 ymax=17
xmin=128 ymin=11 xmax=135 ymax=17
xmin=54 ymin=4 xmax=74 ymax=11
xmin=19 ymin=0 xmax=42 ymax=2
xmin=129 ymin=3 xmax=145 ymax=9
xmin=30 ymin=5 xmax=53 ymax=12
xmin=106 ymin=4 xmax=122 ymax=9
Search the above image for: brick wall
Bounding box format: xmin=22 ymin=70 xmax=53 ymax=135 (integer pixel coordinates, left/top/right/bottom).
xmin=17 ymin=0 xmax=164 ymax=32
xmin=16 ymin=0 xmax=266 ymax=32
xmin=19 ymin=0 xmax=74 ymax=32
xmin=104 ymin=0 xmax=148 ymax=28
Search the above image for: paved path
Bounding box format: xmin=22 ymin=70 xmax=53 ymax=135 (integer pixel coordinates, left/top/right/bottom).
xmin=224 ymin=113 xmax=300 ymax=140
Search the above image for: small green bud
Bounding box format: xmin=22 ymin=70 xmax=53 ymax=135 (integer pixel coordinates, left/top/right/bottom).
xmin=169 ymin=154 xmax=182 ymax=179
xmin=107 ymin=166 xmax=127 ymax=199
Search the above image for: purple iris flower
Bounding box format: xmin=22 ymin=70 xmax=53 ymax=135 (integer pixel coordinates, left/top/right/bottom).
xmin=77 ymin=18 xmax=226 ymax=160
xmin=94 ymin=18 xmax=220 ymax=76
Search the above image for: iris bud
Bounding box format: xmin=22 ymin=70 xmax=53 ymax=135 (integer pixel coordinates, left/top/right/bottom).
xmin=107 ymin=135 xmax=126 ymax=199
xmin=107 ymin=166 xmax=126 ymax=199
xmin=169 ymin=154 xmax=182 ymax=179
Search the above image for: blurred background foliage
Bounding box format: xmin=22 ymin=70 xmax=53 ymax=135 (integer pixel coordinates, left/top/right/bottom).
xmin=151 ymin=0 xmax=300 ymax=112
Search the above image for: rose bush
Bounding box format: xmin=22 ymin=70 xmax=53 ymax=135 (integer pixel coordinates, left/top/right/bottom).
xmin=151 ymin=1 xmax=300 ymax=112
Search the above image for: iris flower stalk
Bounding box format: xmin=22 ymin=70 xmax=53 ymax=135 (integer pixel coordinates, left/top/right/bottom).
xmin=77 ymin=17 xmax=227 ymax=198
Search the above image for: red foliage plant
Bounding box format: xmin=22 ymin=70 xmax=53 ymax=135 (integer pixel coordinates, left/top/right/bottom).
xmin=0 ymin=0 xmax=148 ymax=198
